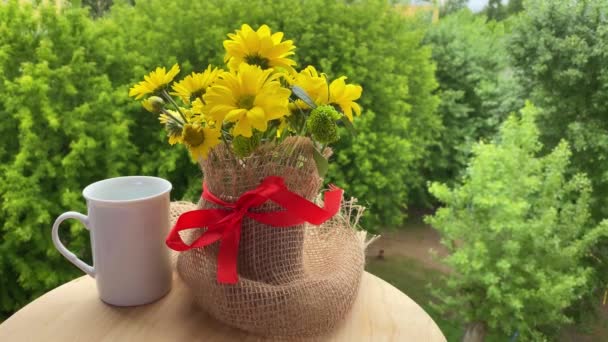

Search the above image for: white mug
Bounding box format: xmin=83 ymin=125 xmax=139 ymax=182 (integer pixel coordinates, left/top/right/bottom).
xmin=51 ymin=176 xmax=173 ymax=306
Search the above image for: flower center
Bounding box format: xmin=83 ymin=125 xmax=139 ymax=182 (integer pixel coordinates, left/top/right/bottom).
xmin=244 ymin=54 xmax=270 ymax=69
xmin=182 ymin=125 xmax=205 ymax=147
xmin=237 ymin=94 xmax=256 ymax=110
xmin=189 ymin=89 xmax=205 ymax=103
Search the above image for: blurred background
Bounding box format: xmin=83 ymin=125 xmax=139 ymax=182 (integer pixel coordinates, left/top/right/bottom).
xmin=1 ymin=0 xmax=608 ymax=340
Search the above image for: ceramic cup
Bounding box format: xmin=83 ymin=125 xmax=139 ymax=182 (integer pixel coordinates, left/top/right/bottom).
xmin=51 ymin=176 xmax=173 ymax=306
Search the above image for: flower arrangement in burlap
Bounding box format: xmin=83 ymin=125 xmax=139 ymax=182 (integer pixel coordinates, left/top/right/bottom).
xmin=129 ymin=24 xmax=366 ymax=338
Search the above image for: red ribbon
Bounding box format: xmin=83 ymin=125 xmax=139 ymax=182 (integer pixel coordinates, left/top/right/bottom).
xmin=165 ymin=176 xmax=343 ymax=284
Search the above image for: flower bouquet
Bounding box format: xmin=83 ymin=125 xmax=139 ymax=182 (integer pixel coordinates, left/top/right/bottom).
xmin=129 ymin=24 xmax=366 ymax=338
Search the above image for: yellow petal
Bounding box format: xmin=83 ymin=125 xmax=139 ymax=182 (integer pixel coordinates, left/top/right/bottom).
xmin=225 ymin=108 xmax=247 ymax=122
xmin=233 ymin=117 xmax=252 ymax=137
xmin=247 ymin=106 xmax=267 ymax=132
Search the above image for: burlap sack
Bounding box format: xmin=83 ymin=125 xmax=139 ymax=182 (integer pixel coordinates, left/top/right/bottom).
xmin=173 ymin=137 xmax=365 ymax=338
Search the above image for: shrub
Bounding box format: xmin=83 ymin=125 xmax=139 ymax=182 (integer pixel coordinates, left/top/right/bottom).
xmin=0 ymin=1 xmax=135 ymax=318
xmin=424 ymin=10 xmax=523 ymax=191
xmin=427 ymin=102 xmax=608 ymax=340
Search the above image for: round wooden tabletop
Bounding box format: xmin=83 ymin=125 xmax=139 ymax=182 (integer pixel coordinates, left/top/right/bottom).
xmin=0 ymin=271 xmax=446 ymax=341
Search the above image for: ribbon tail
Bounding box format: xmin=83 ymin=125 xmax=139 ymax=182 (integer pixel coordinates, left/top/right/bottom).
xmin=216 ymin=220 xmax=242 ymax=284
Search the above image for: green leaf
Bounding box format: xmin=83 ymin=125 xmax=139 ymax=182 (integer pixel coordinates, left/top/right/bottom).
xmin=312 ymin=147 xmax=328 ymax=178
xmin=291 ymin=85 xmax=317 ymax=109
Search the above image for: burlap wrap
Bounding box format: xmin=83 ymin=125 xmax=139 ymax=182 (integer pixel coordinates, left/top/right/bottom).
xmin=172 ymin=137 xmax=365 ymax=338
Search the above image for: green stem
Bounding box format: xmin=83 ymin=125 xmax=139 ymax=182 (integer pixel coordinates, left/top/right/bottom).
xmin=220 ymin=130 xmax=239 ymax=165
xmin=161 ymin=89 xmax=188 ymax=123
xmin=293 ymin=100 xmax=308 ymax=136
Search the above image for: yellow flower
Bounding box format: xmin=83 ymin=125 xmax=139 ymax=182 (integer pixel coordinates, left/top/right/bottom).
xmin=191 ymin=97 xmax=206 ymax=117
xmin=203 ymin=64 xmax=291 ymax=138
xmin=159 ymin=110 xmax=184 ymax=145
xmin=129 ymin=64 xmax=180 ymax=100
xmin=327 ymin=77 xmax=362 ymax=122
xmin=223 ymin=24 xmax=296 ymax=72
xmin=290 ymin=66 xmax=362 ymax=121
xmin=171 ymin=66 xmax=222 ymax=104
xmin=289 ymin=65 xmax=329 ymax=112
xmin=142 ymin=96 xmax=165 ymax=113
xmin=167 ymin=130 xmax=183 ymax=145
xmin=181 ymin=123 xmax=221 ymax=160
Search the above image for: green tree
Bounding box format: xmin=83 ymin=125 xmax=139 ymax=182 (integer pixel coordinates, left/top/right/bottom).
xmin=506 ymin=0 xmax=524 ymax=15
xmin=426 ymin=103 xmax=608 ymax=341
xmin=485 ymin=0 xmax=506 ymax=21
xmin=509 ymin=0 xmax=608 ymax=220
xmin=439 ymin=0 xmax=468 ymax=17
xmin=81 ymin=0 xmax=114 ymax=18
xmin=0 ymin=1 xmax=136 ymax=318
xmin=424 ymin=10 xmax=523 ymax=191
xmin=509 ymin=1 xmax=608 ymax=324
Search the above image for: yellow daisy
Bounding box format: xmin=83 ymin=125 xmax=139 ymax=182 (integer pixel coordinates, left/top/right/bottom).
xmin=159 ymin=110 xmax=184 ymax=145
xmin=289 ymin=65 xmax=329 ymax=112
xmin=327 ymin=77 xmax=362 ymax=122
xmin=223 ymin=24 xmax=296 ymax=72
xmin=141 ymin=96 xmax=164 ymax=114
xmin=129 ymin=64 xmax=180 ymax=100
xmin=158 ymin=108 xmax=200 ymax=125
xmin=167 ymin=129 xmax=183 ymax=145
xmin=181 ymin=123 xmax=221 ymax=160
xmin=191 ymin=97 xmax=206 ymax=117
xmin=171 ymin=66 xmax=222 ymax=104
xmin=203 ymin=64 xmax=291 ymax=138
xmin=290 ymin=66 xmax=362 ymax=121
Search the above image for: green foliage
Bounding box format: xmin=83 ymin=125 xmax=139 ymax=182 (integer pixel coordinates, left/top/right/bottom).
xmin=0 ymin=1 xmax=136 ymax=317
xmin=426 ymin=102 xmax=608 ymax=340
xmin=424 ymin=10 xmax=523 ymax=189
xmin=509 ymin=0 xmax=608 ymax=219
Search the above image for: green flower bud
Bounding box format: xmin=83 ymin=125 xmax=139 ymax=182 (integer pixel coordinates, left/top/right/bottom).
xmin=142 ymin=96 xmax=165 ymax=114
xmin=306 ymin=105 xmax=341 ymax=144
xmin=232 ymin=134 xmax=260 ymax=158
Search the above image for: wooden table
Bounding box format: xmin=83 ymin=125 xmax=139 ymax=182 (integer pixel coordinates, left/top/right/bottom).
xmin=0 ymin=272 xmax=446 ymax=341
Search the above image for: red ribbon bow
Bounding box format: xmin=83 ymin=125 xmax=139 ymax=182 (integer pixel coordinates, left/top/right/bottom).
xmin=165 ymin=176 xmax=343 ymax=284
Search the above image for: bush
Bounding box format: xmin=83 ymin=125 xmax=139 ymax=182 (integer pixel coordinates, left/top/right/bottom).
xmin=0 ymin=1 xmax=135 ymax=318
xmin=427 ymin=102 xmax=608 ymax=340
xmin=424 ymin=10 xmax=523 ymax=191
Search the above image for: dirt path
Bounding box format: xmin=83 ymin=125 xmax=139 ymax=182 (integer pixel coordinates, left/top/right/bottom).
xmin=365 ymin=210 xmax=450 ymax=272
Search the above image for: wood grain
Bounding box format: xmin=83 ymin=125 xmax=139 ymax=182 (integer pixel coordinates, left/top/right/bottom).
xmin=0 ymin=272 xmax=446 ymax=341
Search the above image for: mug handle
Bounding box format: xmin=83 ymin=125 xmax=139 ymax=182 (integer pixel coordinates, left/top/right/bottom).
xmin=51 ymin=211 xmax=95 ymax=277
